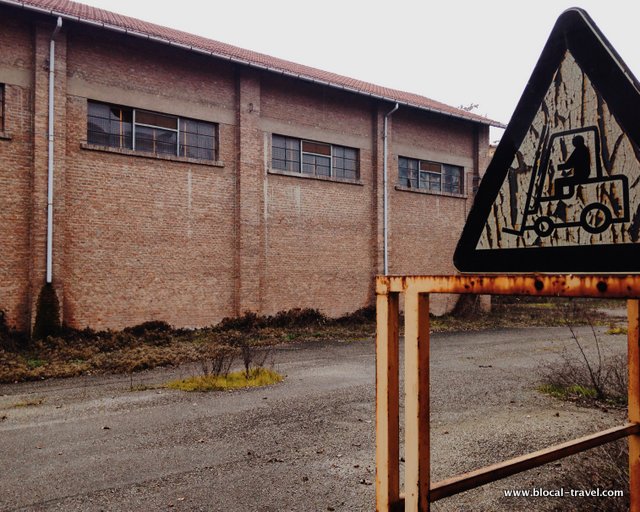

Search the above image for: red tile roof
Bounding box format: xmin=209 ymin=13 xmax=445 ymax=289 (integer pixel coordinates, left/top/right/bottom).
xmin=3 ymin=0 xmax=503 ymax=127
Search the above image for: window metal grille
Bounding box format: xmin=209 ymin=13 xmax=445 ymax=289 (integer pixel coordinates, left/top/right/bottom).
xmin=399 ymin=156 xmax=463 ymax=194
xmin=87 ymin=101 xmax=216 ymax=160
xmin=272 ymin=134 xmax=359 ymax=179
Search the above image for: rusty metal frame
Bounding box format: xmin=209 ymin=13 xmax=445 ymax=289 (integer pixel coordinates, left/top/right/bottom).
xmin=376 ymin=274 xmax=640 ymax=512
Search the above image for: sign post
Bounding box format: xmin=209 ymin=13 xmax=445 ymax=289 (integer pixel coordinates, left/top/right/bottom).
xmin=377 ymin=8 xmax=640 ymax=511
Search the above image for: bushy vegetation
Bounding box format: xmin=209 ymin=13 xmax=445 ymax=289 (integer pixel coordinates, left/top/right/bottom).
xmin=0 ymin=298 xmax=618 ymax=384
xmin=542 ymin=441 xmax=629 ymax=512
xmin=0 ymin=307 xmax=375 ymax=383
xmin=432 ymin=296 xmax=611 ymax=332
xmin=538 ymin=315 xmax=627 ymax=406
xmin=538 ymin=306 xmax=629 ymax=511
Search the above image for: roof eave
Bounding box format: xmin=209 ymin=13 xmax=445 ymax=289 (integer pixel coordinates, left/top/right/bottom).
xmin=2 ymin=0 xmax=504 ymax=128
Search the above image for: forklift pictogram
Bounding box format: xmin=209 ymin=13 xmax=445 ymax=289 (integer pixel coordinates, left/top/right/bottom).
xmin=502 ymin=126 xmax=630 ymax=239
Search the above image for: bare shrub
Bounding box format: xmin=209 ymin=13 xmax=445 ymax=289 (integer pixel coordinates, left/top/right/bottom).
xmin=542 ymin=441 xmax=628 ymax=512
xmin=215 ymin=308 xmax=329 ymax=332
xmin=540 ymin=302 xmax=627 ymax=405
xmin=538 ymin=304 xmax=629 ymax=511
xmin=200 ymin=344 xmax=236 ymax=377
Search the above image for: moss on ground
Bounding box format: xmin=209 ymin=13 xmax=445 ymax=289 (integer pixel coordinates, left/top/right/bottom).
xmin=166 ymin=368 xmax=283 ymax=392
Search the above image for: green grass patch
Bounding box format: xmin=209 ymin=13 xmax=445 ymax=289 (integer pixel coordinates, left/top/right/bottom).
xmin=606 ymin=326 xmax=627 ymax=335
xmin=26 ymin=359 xmax=47 ymax=369
xmin=538 ymin=383 xmax=597 ymax=400
xmin=166 ymin=368 xmax=284 ymax=392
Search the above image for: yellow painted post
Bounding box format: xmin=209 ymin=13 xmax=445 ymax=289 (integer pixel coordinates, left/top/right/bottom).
xmin=404 ymin=288 xmax=430 ymax=511
xmin=629 ymin=299 xmax=640 ymax=512
xmin=376 ymin=289 xmax=400 ymax=511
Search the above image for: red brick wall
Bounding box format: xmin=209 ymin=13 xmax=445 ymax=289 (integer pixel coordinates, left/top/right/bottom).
xmin=61 ymin=27 xmax=238 ymax=330
xmin=0 ymin=12 xmax=34 ymax=331
xmin=260 ymin=76 xmax=375 ymax=317
xmin=0 ymin=6 xmax=489 ymax=331
xmin=390 ymin=110 xmax=477 ymax=314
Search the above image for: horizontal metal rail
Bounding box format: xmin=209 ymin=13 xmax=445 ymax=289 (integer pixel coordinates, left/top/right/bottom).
xmin=429 ymin=422 xmax=639 ymax=502
xmin=376 ymin=275 xmax=640 ymax=511
xmin=377 ymin=273 xmax=640 ymax=298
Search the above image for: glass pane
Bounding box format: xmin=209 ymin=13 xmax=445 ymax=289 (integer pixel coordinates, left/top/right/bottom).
xmin=181 ymin=119 xmax=215 ymax=160
xmin=302 ymin=153 xmax=315 ymax=174
xmin=316 ymin=158 xmax=331 ymax=176
xmin=87 ymin=102 xmax=132 ymax=149
xmin=333 ymin=156 xmax=345 ymax=176
xmin=302 ymin=154 xmax=330 ymax=176
xmin=287 ymin=160 xmax=300 ymax=172
xmin=272 ymin=135 xmax=301 ymax=172
xmin=135 ymin=126 xmax=176 ymax=155
xmin=399 ymin=157 xmax=418 ymax=187
xmin=272 ymin=146 xmax=286 ymax=161
xmin=443 ymin=164 xmax=463 ymax=193
xmin=272 ymin=135 xmax=286 ymax=149
xmin=428 ymin=173 xmax=441 ymax=191
xmin=156 ymin=130 xmax=177 ymax=155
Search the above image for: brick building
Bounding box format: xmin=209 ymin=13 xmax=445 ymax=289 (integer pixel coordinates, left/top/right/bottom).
xmin=0 ymin=0 xmax=500 ymax=332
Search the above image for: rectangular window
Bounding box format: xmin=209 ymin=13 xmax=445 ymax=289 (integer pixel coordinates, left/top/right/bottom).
xmin=399 ymin=157 xmax=463 ymax=194
xmin=272 ymin=134 xmax=359 ymax=180
xmin=87 ymin=102 xmax=133 ymax=149
xmin=302 ymin=140 xmax=331 ymax=176
xmin=87 ymin=101 xmax=216 ymax=160
xmin=272 ymin=134 xmax=301 ymax=172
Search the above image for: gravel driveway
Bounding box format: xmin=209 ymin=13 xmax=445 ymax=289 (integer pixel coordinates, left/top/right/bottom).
xmin=0 ymin=325 xmax=628 ymax=511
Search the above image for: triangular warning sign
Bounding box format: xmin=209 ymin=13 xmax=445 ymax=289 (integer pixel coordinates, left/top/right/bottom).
xmin=454 ymin=8 xmax=640 ymax=273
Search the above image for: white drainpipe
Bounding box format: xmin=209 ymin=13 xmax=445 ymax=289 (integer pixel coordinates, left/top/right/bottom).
xmin=383 ymin=103 xmax=399 ymax=276
xmin=46 ymin=17 xmax=62 ymax=284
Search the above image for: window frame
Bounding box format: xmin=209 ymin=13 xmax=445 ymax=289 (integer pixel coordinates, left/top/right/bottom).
xmin=398 ymin=156 xmax=464 ymax=195
xmin=271 ymin=134 xmax=360 ymax=181
xmin=87 ymin=100 xmax=217 ymax=161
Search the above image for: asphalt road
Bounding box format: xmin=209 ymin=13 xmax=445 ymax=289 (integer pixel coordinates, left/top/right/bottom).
xmin=0 ymin=326 xmax=628 ymax=511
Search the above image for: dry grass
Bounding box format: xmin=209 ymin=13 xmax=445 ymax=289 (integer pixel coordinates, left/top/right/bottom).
xmin=0 ymin=299 xmax=616 ymax=384
xmin=1 ymin=398 xmax=45 ymax=409
xmin=0 ymin=309 xmax=375 ymax=383
xmin=431 ymin=297 xmax=612 ymax=332
xmin=537 ymin=307 xmax=629 ymax=512
xmin=541 ymin=441 xmax=629 ymax=512
xmin=166 ymin=368 xmax=283 ymax=392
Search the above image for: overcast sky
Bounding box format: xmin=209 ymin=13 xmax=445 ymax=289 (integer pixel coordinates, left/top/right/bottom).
xmin=79 ymin=0 xmax=640 ymax=142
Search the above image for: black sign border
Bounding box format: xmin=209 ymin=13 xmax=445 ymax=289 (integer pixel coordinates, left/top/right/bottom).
xmin=454 ymin=8 xmax=640 ymax=273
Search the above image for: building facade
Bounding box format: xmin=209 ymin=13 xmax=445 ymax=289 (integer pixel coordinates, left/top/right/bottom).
xmin=0 ymin=0 xmax=497 ymax=332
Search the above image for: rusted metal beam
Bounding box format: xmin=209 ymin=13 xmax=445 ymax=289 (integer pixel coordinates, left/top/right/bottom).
xmin=376 ymin=291 xmax=400 ymax=511
xmin=428 ymin=423 xmax=640 ymax=502
xmin=628 ymin=300 xmax=640 ymax=512
xmin=376 ymin=274 xmax=640 ymax=511
xmin=403 ymin=288 xmax=430 ymax=511
xmin=377 ymin=274 xmax=640 ymax=298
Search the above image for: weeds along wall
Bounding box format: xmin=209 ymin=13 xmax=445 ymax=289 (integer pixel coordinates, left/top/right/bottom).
xmin=0 ymin=5 xmax=491 ymax=331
